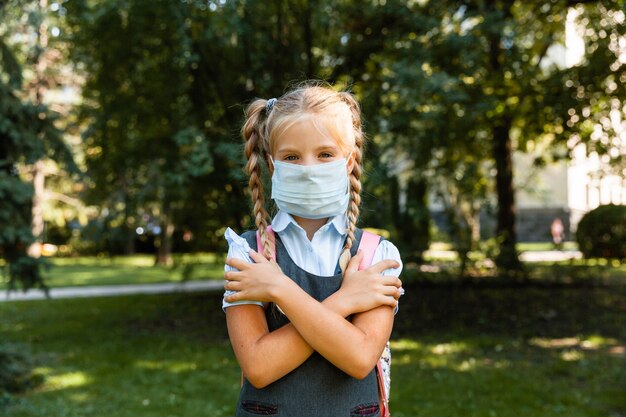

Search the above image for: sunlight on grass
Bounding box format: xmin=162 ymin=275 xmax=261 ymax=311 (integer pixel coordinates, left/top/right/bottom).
xmin=2 ymin=287 xmax=624 ymax=417
xmin=68 ymin=392 xmax=90 ymax=403
xmin=529 ymin=335 xmax=620 ymax=350
xmin=0 ymin=253 xmax=226 ymax=289
xmin=560 ymin=349 xmax=584 ymax=361
xmin=389 ymin=333 xmax=626 ymax=417
xmin=50 ymin=253 xmax=222 ymax=267
xmin=584 ymin=334 xmax=619 ymax=347
xmin=39 ymin=370 xmax=91 ymax=392
xmin=430 ymin=342 xmax=468 ymax=355
xmin=391 ymin=338 xmax=510 ymax=372
xmin=517 ymin=241 xmax=579 ymax=251
xmin=134 ymin=360 xmax=199 ymax=373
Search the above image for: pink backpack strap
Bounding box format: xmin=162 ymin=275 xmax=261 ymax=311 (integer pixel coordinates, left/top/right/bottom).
xmin=255 ymin=226 xmax=276 ymax=261
xmin=357 ymin=230 xmax=381 ymax=270
xmin=356 ymin=230 xmax=390 ymax=417
xmin=377 ymin=361 xmax=391 ymax=417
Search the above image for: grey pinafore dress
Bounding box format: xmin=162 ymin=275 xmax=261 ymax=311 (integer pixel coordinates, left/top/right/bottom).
xmin=235 ymin=228 xmax=381 ymax=417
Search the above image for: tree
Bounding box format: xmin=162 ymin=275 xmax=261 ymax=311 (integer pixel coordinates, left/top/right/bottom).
xmin=365 ymin=0 xmax=625 ymax=273
xmin=0 ymin=47 xmax=43 ymax=291
xmin=64 ymin=0 xmax=374 ymax=261
xmin=320 ymin=1 xmax=435 ymax=261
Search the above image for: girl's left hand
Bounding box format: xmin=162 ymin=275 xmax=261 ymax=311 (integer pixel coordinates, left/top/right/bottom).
xmin=224 ymin=250 xmax=289 ymax=303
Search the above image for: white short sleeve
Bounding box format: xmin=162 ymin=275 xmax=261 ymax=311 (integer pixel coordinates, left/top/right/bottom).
xmin=222 ymin=227 xmax=268 ymax=312
xmin=370 ymin=239 xmax=404 ymax=314
xmin=371 ymin=239 xmax=403 ymax=277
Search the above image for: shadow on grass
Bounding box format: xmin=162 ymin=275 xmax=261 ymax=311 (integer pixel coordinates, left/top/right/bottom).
xmin=394 ymin=281 xmax=626 ymax=340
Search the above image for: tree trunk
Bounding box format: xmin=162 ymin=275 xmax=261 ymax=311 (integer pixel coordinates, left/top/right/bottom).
xmin=27 ymin=0 xmax=49 ymax=258
xmin=391 ymin=175 xmax=429 ymax=263
xmin=155 ymin=197 xmax=174 ymax=266
xmin=492 ymin=118 xmax=521 ymax=271
xmin=470 ymin=202 xmax=481 ymax=247
xmin=486 ymin=1 xmax=521 ymax=273
xmin=124 ymin=224 xmax=136 ymax=255
xmin=28 ymin=160 xmax=45 ymax=258
xmin=121 ymin=178 xmax=136 ymax=255
xmin=303 ymin=0 xmax=314 ymax=77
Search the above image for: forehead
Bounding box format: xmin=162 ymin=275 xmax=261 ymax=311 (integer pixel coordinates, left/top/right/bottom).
xmin=274 ymin=119 xmax=336 ymax=149
xmin=270 ymin=114 xmax=354 ymax=154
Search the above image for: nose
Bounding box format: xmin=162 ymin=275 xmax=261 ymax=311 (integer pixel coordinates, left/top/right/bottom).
xmin=300 ymin=155 xmax=320 ymax=166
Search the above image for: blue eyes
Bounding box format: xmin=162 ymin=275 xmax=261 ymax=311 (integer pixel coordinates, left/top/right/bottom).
xmin=283 ymin=153 xmax=333 ymax=161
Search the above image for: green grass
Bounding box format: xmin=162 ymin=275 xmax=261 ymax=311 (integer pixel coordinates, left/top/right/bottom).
xmin=391 ymin=335 xmax=624 ymax=417
xmin=2 ymin=281 xmax=625 ymax=417
xmin=3 ymin=243 xmax=619 ymax=291
xmin=1 ymin=292 xmax=239 ymax=416
xmin=525 ymin=261 xmax=626 ymax=285
xmin=516 ymin=241 xmax=579 ymax=252
xmin=429 ymin=241 xmax=579 ymax=253
xmin=0 ymin=253 xmax=225 ymax=290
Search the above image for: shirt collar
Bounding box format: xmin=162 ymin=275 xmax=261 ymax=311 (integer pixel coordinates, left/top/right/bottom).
xmin=271 ymin=210 xmax=348 ymax=236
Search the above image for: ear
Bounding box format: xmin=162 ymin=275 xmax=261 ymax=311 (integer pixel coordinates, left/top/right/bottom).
xmin=346 ymin=151 xmax=356 ymax=175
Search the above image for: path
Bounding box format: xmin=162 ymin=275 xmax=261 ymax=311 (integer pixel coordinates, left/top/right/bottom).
xmin=0 ymin=280 xmax=225 ymax=302
xmin=518 ymin=250 xmax=582 ymax=262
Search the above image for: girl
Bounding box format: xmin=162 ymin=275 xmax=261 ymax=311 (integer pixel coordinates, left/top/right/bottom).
xmin=223 ymin=83 xmax=404 ymax=417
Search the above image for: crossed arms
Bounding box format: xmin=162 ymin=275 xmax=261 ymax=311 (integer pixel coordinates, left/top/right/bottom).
xmin=224 ymin=249 xmax=403 ymax=388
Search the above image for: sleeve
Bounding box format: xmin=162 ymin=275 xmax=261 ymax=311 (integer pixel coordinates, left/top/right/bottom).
xmin=222 ymin=227 xmax=268 ymax=312
xmin=370 ymin=239 xmax=404 ymax=315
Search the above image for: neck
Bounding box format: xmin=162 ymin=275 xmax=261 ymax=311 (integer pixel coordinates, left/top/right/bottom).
xmin=292 ymin=215 xmax=329 ymax=241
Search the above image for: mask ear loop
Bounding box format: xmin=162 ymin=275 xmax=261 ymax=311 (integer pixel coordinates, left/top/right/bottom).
xmin=342 ymin=153 xmax=353 ymax=207
xmin=345 ymin=152 xmax=355 ymax=174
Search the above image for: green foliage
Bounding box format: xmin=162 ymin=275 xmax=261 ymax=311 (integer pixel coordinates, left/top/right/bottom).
xmin=4 ymin=0 xmax=626 ymax=269
xmin=0 ymin=36 xmax=43 ymax=292
xmin=348 ymin=1 xmax=625 ymax=271
xmin=576 ymin=204 xmax=626 ymax=259
xmin=0 ymin=0 xmax=76 ymax=291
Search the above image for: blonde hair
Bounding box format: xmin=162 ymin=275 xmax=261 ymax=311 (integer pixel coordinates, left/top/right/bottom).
xmin=241 ymin=82 xmax=365 ymax=273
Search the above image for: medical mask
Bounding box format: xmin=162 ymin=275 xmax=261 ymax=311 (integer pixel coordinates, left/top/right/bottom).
xmin=271 ymin=158 xmax=350 ymax=219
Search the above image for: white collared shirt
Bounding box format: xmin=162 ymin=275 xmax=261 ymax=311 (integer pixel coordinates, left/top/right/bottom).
xmin=222 ymin=210 xmax=403 ymax=311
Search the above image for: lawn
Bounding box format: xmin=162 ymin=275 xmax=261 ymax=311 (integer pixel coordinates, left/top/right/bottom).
xmin=5 ymin=242 xmax=620 ymax=292
xmin=0 ymin=253 xmax=226 ymax=290
xmin=1 ymin=280 xmax=625 ymax=417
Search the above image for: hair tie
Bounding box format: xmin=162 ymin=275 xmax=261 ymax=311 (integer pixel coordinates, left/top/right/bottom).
xmin=266 ymin=98 xmax=277 ymax=115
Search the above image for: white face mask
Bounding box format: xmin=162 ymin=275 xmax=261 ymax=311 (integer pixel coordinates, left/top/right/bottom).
xmin=270 ymin=158 xmax=350 ymax=219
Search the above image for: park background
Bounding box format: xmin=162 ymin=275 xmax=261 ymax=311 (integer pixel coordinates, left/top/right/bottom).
xmin=1 ymin=0 xmax=625 ymax=416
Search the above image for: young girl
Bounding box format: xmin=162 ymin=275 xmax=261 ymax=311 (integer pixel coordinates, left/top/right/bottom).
xmin=223 ymin=83 xmax=404 ymax=417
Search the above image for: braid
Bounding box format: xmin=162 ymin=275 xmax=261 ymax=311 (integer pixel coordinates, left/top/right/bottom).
xmin=338 ymin=92 xmax=365 ymax=274
xmin=242 ymin=100 xmax=273 ymax=260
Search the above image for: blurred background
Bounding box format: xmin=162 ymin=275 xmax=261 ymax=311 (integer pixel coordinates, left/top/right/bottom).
xmin=1 ymin=1 xmax=625 ymax=416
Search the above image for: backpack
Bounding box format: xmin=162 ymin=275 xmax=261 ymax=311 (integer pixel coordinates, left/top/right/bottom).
xmin=256 ymin=227 xmax=392 ymax=417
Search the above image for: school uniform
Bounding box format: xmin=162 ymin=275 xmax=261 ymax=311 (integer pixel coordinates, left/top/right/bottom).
xmin=223 ymin=210 xmax=402 ymax=417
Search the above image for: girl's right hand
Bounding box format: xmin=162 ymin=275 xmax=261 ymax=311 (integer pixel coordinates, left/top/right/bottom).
xmin=339 ymin=250 xmax=403 ymax=314
xmin=224 ymin=249 xmax=291 ymax=303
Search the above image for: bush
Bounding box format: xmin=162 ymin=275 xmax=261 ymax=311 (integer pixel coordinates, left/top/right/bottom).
xmin=0 ymin=343 xmax=43 ymax=402
xmin=576 ymin=204 xmax=626 ymax=259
